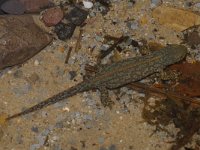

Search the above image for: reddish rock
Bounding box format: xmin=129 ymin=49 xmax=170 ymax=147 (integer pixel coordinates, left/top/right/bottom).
xmin=42 ymin=7 xmax=64 ymax=27
xmin=0 ymin=15 xmax=52 ymax=70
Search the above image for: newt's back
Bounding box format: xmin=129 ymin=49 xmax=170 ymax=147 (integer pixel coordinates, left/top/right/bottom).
xmin=91 ymin=44 xmax=187 ymax=89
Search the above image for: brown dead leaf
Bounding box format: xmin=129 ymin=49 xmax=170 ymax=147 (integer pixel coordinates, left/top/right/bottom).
xmin=170 ymin=62 xmax=200 ymax=97
xmin=0 ymin=15 xmax=52 ymax=70
xmin=152 ymin=6 xmax=200 ymax=31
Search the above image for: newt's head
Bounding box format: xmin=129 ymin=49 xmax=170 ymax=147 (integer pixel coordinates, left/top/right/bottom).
xmin=165 ymin=44 xmax=187 ymax=64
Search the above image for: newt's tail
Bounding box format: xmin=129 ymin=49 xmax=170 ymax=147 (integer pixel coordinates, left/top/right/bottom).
xmin=6 ymin=82 xmax=87 ymax=121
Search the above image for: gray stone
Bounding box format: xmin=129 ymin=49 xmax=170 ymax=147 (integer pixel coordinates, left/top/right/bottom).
xmin=109 ymin=145 xmax=117 ymax=150
xmin=12 ymin=83 xmax=32 ymax=96
xmin=126 ymin=21 xmax=138 ymax=30
xmin=151 ymin=0 xmax=162 ymax=7
xmin=98 ymin=137 xmax=104 ymax=144
xmin=194 ymin=3 xmax=200 ymax=8
xmin=31 ymin=126 xmax=39 ymax=133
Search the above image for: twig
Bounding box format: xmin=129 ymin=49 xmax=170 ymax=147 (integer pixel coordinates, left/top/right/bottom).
xmin=65 ymin=47 xmax=73 ymax=64
xmin=99 ymin=35 xmax=129 ymax=60
xmin=128 ymin=82 xmax=200 ymax=106
xmin=75 ymin=28 xmax=83 ymax=53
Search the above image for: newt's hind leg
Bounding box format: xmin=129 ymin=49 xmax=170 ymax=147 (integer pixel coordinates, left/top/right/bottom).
xmin=99 ymin=87 xmax=114 ymax=109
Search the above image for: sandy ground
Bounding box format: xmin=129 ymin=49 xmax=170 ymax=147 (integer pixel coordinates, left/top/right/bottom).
xmin=0 ymin=0 xmax=200 ymax=150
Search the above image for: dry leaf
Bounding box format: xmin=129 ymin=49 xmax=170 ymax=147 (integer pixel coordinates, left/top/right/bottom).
xmin=0 ymin=15 xmax=52 ymax=70
xmin=152 ymin=6 xmax=200 ymax=31
xmin=170 ymin=62 xmax=200 ymax=97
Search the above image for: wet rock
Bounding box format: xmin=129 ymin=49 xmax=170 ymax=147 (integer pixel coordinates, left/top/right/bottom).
xmin=65 ymin=6 xmax=88 ymax=26
xmin=19 ymin=0 xmax=53 ymax=13
xmin=55 ymin=22 xmax=76 ymax=40
xmin=42 ymin=7 xmax=64 ymax=27
xmin=0 ymin=15 xmax=52 ymax=70
xmin=1 ymin=0 xmax=25 ymax=15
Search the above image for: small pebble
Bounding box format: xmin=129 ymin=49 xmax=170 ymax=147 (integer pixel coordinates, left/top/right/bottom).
xmin=194 ymin=3 xmax=200 ymax=8
xmin=55 ymin=23 xmax=76 ymax=40
xmin=126 ymin=21 xmax=138 ymax=30
xmin=41 ymin=111 xmax=48 ymax=118
xmin=34 ymin=60 xmax=40 ymax=66
xmin=42 ymin=7 xmax=63 ymax=27
xmin=68 ymin=71 xmax=77 ymax=80
xmin=109 ymin=145 xmax=117 ymax=150
xmin=151 ymin=0 xmax=162 ymax=7
xmin=83 ymin=114 xmax=93 ymax=121
xmin=83 ymin=1 xmax=93 ymax=9
xmin=119 ymin=94 xmax=131 ymax=104
xmin=65 ymin=7 xmax=88 ymax=26
xmin=31 ymin=126 xmax=39 ymax=133
xmin=98 ymin=137 xmax=104 ymax=144
xmin=100 ymin=44 xmax=109 ymax=51
xmin=95 ymin=35 xmax=104 ymax=42
xmin=7 ymin=70 xmax=12 ymax=74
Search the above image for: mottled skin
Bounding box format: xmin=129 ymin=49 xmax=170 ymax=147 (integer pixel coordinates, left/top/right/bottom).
xmin=6 ymin=44 xmax=187 ymax=120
